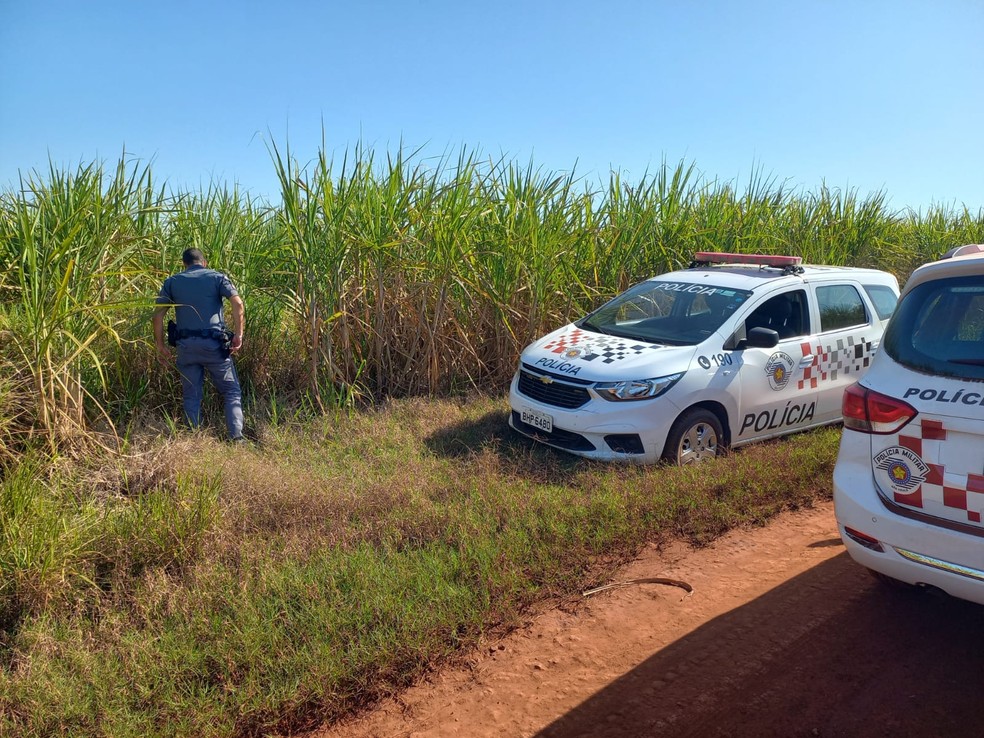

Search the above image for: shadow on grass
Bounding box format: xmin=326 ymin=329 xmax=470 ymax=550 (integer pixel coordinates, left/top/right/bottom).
xmin=424 ymin=408 xmax=522 ymax=457
xmin=421 ymin=407 xmax=822 ymax=490
xmin=423 ymin=409 xmax=595 ymax=480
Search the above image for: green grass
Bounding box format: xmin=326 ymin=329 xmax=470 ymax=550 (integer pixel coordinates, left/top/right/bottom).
xmin=0 ymin=146 xmax=980 ymax=735
xmin=0 ymin=396 xmax=842 ymax=737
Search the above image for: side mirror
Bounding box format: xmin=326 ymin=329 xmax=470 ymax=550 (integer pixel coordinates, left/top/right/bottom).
xmin=745 ymin=326 xmax=780 ymax=349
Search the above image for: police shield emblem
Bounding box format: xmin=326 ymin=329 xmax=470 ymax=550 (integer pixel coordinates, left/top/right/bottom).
xmin=765 ymin=352 xmax=795 ymax=391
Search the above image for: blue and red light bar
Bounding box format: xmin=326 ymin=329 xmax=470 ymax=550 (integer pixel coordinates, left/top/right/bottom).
xmin=692 ymin=252 xmax=803 ymax=268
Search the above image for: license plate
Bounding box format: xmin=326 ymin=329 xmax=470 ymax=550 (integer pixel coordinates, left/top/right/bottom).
xmin=521 ymin=407 xmax=553 ymax=433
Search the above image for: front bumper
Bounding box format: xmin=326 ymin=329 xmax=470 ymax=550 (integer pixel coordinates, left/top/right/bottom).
xmin=507 ymin=371 xmax=680 ymax=464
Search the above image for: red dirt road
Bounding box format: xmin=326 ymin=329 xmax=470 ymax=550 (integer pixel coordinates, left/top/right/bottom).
xmin=313 ymin=501 xmax=984 ymax=738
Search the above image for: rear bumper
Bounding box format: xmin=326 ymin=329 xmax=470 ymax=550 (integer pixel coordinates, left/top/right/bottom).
xmin=833 ymin=430 xmax=984 ymax=606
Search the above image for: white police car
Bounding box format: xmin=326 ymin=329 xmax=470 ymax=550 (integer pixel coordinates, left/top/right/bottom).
xmin=833 ymin=244 xmax=984 ymax=604
xmin=509 ymin=252 xmax=900 ymax=464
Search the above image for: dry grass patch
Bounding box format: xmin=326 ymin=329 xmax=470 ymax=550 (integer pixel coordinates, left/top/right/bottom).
xmin=1 ymin=396 xmax=844 ymax=737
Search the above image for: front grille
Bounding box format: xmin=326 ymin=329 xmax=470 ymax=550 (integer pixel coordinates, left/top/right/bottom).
xmin=511 ymin=411 xmax=596 ymax=451
xmin=517 ymin=370 xmax=591 ymax=409
xmin=521 ymin=363 xmax=594 ymax=385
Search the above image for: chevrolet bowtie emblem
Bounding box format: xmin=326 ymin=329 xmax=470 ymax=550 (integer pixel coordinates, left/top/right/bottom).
xmin=539 ymin=375 xmax=553 ymax=384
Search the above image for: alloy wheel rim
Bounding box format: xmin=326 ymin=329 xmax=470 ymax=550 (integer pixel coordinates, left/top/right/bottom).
xmin=678 ymin=422 xmax=718 ymax=464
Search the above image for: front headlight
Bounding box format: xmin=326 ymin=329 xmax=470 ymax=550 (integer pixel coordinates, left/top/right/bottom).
xmin=594 ymin=372 xmax=684 ymax=401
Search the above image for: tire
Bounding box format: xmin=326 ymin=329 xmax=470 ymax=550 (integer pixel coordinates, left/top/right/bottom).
xmin=662 ymin=408 xmax=724 ymax=465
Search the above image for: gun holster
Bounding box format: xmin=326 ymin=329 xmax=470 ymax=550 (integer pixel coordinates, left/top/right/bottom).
xmin=216 ymin=329 xmax=235 ymax=359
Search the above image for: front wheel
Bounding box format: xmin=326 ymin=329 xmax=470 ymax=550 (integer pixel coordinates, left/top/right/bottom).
xmin=662 ymin=408 xmax=724 ymax=465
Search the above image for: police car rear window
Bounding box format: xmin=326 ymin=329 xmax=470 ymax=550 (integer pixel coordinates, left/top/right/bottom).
xmin=579 ymin=280 xmax=752 ymax=346
xmin=883 ymin=276 xmax=984 ymax=381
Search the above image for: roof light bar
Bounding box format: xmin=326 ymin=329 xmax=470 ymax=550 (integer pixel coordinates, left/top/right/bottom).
xmin=692 ymin=252 xmax=803 ymax=268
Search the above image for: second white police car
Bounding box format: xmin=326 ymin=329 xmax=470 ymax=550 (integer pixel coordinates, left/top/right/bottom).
xmin=509 ymin=252 xmax=900 ymax=464
xmin=833 ymin=244 xmax=984 ymax=604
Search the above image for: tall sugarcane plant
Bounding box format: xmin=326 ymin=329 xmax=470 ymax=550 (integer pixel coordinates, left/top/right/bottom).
xmin=0 ymin=158 xmax=164 ymax=450
xmin=2 ymin=146 xmax=983 ymax=455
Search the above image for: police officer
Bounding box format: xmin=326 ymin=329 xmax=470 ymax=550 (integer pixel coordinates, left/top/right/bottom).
xmin=153 ymin=248 xmax=245 ymax=441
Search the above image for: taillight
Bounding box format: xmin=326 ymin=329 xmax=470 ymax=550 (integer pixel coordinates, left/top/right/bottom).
xmin=842 ymin=383 xmax=917 ymax=434
xmin=843 ymin=527 xmax=884 ymax=552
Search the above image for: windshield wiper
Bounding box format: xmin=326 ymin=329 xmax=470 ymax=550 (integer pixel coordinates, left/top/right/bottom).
xmin=600 ymin=328 xmax=672 ymax=346
xmin=578 ymin=320 xmax=678 ymax=346
xmin=950 ymin=358 xmax=984 ymax=366
xmin=579 ymin=319 xmax=612 ymax=336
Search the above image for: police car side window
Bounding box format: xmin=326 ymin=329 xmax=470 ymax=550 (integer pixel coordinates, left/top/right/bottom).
xmin=817 ymin=284 xmax=867 ymax=332
xmin=744 ymin=290 xmax=808 ymax=340
xmin=863 ymin=284 xmax=898 ymax=320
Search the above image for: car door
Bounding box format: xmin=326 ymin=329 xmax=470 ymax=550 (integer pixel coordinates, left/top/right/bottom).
xmin=808 ymin=282 xmax=880 ymax=424
xmin=733 ymin=289 xmax=821 ymax=442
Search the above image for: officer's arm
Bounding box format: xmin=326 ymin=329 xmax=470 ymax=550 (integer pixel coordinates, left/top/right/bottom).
xmin=153 ymin=305 xmax=171 ymax=365
xmin=230 ymin=295 xmax=245 ymax=352
xmin=153 ymin=306 xmax=168 ymax=352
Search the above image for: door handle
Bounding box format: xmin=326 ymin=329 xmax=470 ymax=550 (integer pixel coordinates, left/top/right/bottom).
xmin=799 ymin=355 xmax=815 ymax=368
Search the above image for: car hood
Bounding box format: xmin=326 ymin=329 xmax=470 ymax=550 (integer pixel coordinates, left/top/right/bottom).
xmin=520 ymin=324 xmax=697 ymax=381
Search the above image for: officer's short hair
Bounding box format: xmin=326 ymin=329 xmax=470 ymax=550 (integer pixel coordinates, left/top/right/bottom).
xmin=182 ymin=248 xmax=206 ymax=266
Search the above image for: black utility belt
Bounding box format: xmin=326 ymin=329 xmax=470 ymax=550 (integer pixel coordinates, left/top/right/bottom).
xmin=167 ymin=320 xmax=233 ymax=348
xmin=178 ymin=328 xmax=226 ymax=339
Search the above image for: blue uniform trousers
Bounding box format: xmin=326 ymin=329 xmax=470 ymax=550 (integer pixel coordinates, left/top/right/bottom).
xmin=175 ymin=337 xmax=243 ymax=439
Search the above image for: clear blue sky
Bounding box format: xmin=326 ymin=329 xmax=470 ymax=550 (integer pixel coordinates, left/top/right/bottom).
xmin=2 ymin=0 xmax=982 ymax=211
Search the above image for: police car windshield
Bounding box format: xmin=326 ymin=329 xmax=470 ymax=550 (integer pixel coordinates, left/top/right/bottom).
xmin=579 ymin=280 xmax=752 ymax=346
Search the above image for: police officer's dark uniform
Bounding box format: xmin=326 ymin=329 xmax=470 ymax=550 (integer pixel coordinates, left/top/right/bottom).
xmin=153 ymin=248 xmax=245 ymax=440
